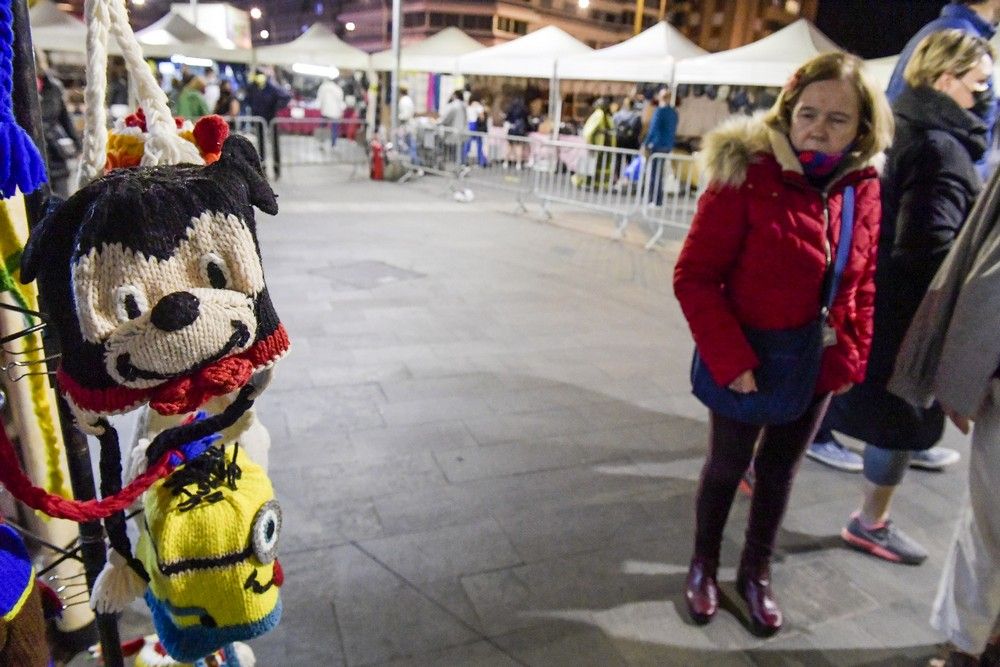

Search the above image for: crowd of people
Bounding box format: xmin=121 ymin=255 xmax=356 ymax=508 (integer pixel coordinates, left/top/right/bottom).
xmin=674 ymin=2 xmax=1000 ymax=665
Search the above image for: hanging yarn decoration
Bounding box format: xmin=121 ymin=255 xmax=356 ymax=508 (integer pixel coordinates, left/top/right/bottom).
xmin=0 ymin=0 xmax=46 ymax=197
xmin=0 ymin=200 xmax=71 ymax=500
xmin=77 ymin=0 xmax=203 ymax=187
xmin=13 ymin=133 xmax=288 ymax=660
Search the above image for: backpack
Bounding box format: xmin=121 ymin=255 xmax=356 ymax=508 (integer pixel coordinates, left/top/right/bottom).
xmin=615 ymin=112 xmax=642 ymax=147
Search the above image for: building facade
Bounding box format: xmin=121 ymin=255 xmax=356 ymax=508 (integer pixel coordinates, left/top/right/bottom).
xmin=334 ymin=0 xmax=818 ymax=53
xmin=65 ymin=0 xmax=819 ymax=53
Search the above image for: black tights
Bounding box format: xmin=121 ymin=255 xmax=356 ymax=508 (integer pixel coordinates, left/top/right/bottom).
xmin=693 ymin=394 xmax=832 ymax=568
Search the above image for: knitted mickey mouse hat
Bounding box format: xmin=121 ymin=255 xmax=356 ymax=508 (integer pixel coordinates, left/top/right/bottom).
xmin=21 ymin=135 xmax=289 ymax=431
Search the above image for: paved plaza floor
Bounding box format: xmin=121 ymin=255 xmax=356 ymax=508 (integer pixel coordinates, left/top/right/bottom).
xmin=198 ymin=165 xmax=969 ymax=665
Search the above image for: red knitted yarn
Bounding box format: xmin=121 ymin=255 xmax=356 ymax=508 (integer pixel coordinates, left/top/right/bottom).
xmin=57 ymin=325 xmax=289 ymax=416
xmin=149 ymin=356 xmax=253 ymax=415
xmin=0 ymin=416 xmax=174 ymax=521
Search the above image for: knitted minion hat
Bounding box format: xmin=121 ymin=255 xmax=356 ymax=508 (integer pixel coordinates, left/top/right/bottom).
xmin=136 ymin=442 xmax=282 ymax=661
xmin=0 ymin=522 xmax=50 ymax=667
xmin=20 ymin=135 xmax=289 ymax=433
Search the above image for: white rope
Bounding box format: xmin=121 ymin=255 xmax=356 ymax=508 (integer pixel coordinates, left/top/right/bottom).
xmin=77 ymin=0 xmax=110 ymax=186
xmin=78 ymin=0 xmax=203 ymax=187
xmin=105 ymin=0 xmax=202 ymax=167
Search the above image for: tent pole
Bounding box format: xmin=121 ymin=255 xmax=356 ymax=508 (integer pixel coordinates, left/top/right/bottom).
xmin=389 ymin=0 xmax=401 ymax=139
xmin=549 ymin=61 xmax=561 ymax=140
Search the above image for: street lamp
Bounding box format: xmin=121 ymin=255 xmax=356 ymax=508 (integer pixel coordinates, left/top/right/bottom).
xmin=577 ymin=0 xmax=589 ymax=7
xmin=345 ymin=21 xmax=356 ymax=31
xmin=249 ymin=6 xmax=262 ymax=19
xmin=258 ymin=28 xmax=269 ymax=39
xmin=132 ymin=0 xmax=145 ymax=6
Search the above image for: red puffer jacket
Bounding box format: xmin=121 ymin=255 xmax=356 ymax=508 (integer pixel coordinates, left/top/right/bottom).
xmin=673 ymin=117 xmax=881 ymax=395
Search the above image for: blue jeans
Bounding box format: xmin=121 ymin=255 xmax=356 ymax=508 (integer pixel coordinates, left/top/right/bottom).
xmin=330 ymin=120 xmax=340 ymax=146
xmin=462 ymin=121 xmax=486 ymax=166
xmin=647 ymin=147 xmax=672 ymax=205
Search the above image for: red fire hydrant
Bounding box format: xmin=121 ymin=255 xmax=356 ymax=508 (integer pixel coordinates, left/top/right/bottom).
xmin=369 ymin=138 xmax=385 ymax=181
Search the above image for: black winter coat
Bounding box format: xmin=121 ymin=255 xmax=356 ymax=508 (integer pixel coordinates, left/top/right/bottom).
xmin=870 ymin=85 xmax=986 ymax=384
xmin=38 ymin=75 xmax=80 ymax=180
xmin=824 ymin=85 xmax=986 ymax=450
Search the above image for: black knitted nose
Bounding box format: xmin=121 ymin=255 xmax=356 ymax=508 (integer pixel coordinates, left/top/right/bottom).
xmin=150 ymin=292 xmax=200 ymax=332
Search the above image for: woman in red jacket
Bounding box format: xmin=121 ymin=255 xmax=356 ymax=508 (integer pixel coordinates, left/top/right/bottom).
xmin=673 ymin=52 xmax=893 ymax=636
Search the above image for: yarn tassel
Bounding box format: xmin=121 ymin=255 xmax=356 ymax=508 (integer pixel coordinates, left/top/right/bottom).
xmin=0 ymin=114 xmax=48 ymax=198
xmin=0 ymin=0 xmax=48 ymax=198
xmin=229 ymin=642 xmax=256 ymax=667
xmin=90 ymin=549 xmax=147 ymax=614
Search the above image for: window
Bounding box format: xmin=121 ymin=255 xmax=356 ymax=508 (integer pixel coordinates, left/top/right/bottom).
xmin=403 ymin=12 xmax=425 ymax=27
xmin=497 ymin=16 xmax=527 ymax=34
xmin=461 ymin=14 xmax=492 ymax=31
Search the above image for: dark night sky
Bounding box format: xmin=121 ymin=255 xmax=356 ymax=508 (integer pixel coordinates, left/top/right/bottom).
xmin=816 ymin=0 xmax=951 ymax=58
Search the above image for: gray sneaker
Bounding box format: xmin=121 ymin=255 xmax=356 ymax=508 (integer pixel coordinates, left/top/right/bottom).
xmin=841 ymin=514 xmax=928 ymax=565
xmin=910 ymin=447 xmax=961 ymax=471
xmin=806 ymin=436 xmax=863 ymax=472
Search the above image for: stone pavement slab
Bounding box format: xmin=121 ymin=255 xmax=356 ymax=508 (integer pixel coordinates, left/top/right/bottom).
xmin=236 ymin=166 xmax=972 ymax=666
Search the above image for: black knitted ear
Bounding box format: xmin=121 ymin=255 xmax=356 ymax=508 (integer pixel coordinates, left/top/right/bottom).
xmin=212 ymin=135 xmax=278 ymax=216
xmin=20 ymin=195 xmax=65 ymax=283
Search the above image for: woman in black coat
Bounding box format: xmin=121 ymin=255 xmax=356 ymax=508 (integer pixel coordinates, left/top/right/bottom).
xmin=818 ymin=31 xmax=992 ymax=565
xmin=37 ymin=68 xmax=80 ymax=198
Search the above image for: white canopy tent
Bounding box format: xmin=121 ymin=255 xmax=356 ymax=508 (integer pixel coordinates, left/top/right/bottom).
xmin=28 ymin=0 xmax=87 ymax=53
xmin=135 ymin=10 xmax=252 ymax=63
xmin=865 ymin=55 xmax=899 ymax=92
xmin=557 ymin=21 xmax=706 ymax=83
xmin=370 ymin=27 xmax=483 ymax=73
xmin=455 ymin=25 xmax=591 ymax=78
xmin=675 ymin=19 xmax=841 ymax=86
xmin=255 ymin=23 xmax=370 ymax=71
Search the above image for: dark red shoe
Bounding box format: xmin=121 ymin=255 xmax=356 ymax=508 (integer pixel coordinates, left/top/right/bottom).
xmin=685 ymin=557 xmax=719 ymax=624
xmin=736 ymin=563 xmax=782 ymax=637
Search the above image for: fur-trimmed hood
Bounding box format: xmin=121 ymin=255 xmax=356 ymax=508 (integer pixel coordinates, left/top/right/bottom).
xmin=699 ymin=114 xmax=882 ymax=188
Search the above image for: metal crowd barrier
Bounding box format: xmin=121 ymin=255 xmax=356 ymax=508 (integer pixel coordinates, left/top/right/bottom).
xmin=441 ymin=128 xmax=536 ymax=211
xmin=269 ymin=117 xmax=368 ymax=178
xmin=531 ymin=140 xmax=644 ymax=236
xmin=637 ymin=152 xmax=704 ymax=249
xmin=388 ymin=126 xmax=707 ymax=249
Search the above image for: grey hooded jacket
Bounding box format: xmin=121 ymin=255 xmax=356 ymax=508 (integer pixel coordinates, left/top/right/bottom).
xmin=889 ymin=165 xmax=1000 ymax=416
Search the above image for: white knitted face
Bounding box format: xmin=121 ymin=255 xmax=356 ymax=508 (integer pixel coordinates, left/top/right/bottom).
xmin=72 ymin=211 xmax=265 ymax=388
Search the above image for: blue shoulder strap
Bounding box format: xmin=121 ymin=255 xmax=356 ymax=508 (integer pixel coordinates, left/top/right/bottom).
xmin=823 ymin=185 xmax=855 ymax=313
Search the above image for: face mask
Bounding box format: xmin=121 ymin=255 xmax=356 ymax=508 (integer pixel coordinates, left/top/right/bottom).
xmin=972 ymin=86 xmax=994 ymax=117
xmin=796 ymin=149 xmax=848 ymax=180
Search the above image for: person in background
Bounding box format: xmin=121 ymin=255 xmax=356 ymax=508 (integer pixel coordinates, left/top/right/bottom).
xmin=213 ymin=79 xmax=240 ymax=118
xmin=614 ymin=97 xmax=643 ymax=152
xmin=36 ymin=52 xmax=80 ymax=198
xmin=244 ymin=68 xmax=291 ymax=178
xmin=504 ymin=97 xmax=530 ymax=168
xmin=674 ymin=52 xmax=892 ymax=637
xmin=889 ymin=150 xmax=1000 ymax=667
xmin=397 ymin=84 xmax=417 ymax=163
xmin=642 ymin=87 xmax=679 ymax=205
xmin=817 ymin=32 xmax=992 ymax=569
xmin=203 ymin=67 xmax=221 ymax=114
xmin=808 ymin=0 xmax=1000 ymax=472
xmin=175 ymin=75 xmax=209 ymax=120
xmin=317 ymin=74 xmax=346 ymax=148
xmin=463 ymin=93 xmax=488 ymax=167
xmin=574 ymin=97 xmax=615 ymax=189
xmin=439 ymin=90 xmax=467 ymax=166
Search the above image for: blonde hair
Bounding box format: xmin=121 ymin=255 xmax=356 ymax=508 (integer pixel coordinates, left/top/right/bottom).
xmin=904 ymin=29 xmax=995 ymax=89
xmin=764 ymin=51 xmax=894 ymax=162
